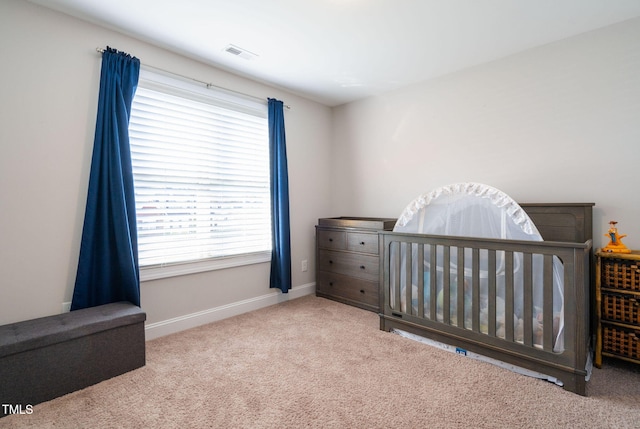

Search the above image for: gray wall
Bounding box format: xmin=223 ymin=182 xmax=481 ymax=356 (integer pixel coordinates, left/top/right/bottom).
xmin=331 ymin=17 xmax=640 ymax=250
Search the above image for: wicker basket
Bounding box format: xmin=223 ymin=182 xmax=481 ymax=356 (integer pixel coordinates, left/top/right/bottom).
xmin=602 ymin=293 xmax=640 ymax=325
xmin=602 ymin=258 xmax=640 ymax=292
xmin=603 ymin=325 xmax=640 ymax=359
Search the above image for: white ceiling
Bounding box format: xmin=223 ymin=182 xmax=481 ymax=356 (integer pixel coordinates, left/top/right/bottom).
xmin=28 ymin=0 xmax=640 ymax=106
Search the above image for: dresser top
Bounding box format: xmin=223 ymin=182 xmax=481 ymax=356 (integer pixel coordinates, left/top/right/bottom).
xmin=596 ymin=249 xmax=640 ymax=261
xmin=318 ymin=217 xmax=397 ymax=230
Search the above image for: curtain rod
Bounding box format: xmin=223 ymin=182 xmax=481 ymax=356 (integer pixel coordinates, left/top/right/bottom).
xmin=95 ymin=47 xmax=290 ymax=110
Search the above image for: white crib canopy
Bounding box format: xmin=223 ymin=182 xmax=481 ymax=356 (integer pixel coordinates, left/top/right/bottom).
xmin=394 ymin=182 xmax=542 ymax=241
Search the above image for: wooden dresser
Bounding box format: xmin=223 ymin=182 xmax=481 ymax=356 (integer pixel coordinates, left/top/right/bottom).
xmin=595 ymin=250 xmax=640 ymax=368
xmin=316 ymin=217 xmax=396 ymax=312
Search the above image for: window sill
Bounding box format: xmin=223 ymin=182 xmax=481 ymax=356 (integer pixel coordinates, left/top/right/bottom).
xmin=140 ymin=251 xmax=272 ymax=282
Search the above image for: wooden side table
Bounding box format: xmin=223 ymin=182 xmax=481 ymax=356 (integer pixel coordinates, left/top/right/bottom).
xmin=595 ymin=250 xmax=640 ymax=368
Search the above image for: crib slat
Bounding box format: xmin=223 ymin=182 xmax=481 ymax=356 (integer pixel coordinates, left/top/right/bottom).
xmin=472 ymin=248 xmax=480 ymax=332
xmin=418 ymin=244 xmax=425 ymax=318
xmin=393 ymin=242 xmax=401 ymax=312
xmin=429 ymin=245 xmax=437 ymax=321
xmin=505 ymin=251 xmax=514 ymax=342
xmin=488 ymin=250 xmax=497 ymax=337
xmin=523 ymin=252 xmax=533 ymax=347
xmin=443 ymin=246 xmax=451 ymax=324
xmin=405 ymin=243 xmax=412 ymax=315
xmin=543 ymin=254 xmax=554 ymax=350
xmin=457 ymin=247 xmax=465 ymax=328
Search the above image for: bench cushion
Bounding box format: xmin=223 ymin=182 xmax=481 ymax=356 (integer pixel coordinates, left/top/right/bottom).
xmin=0 ymin=302 xmax=146 ymax=358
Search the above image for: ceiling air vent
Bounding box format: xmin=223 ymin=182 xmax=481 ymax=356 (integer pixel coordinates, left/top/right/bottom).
xmin=224 ymin=44 xmax=258 ymax=60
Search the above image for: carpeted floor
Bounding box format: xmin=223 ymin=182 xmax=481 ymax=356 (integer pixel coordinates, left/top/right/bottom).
xmin=3 ymin=295 xmax=640 ymax=428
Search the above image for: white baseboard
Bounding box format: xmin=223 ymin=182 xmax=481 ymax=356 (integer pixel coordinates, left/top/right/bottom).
xmin=144 ymin=282 xmax=316 ymax=341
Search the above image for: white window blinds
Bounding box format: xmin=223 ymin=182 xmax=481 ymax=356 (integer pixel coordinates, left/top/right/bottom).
xmin=129 ymin=69 xmax=271 ymax=268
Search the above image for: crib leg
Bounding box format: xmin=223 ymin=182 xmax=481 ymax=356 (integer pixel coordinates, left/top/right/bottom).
xmin=562 ymin=374 xmax=587 ymax=396
xmin=379 ymin=314 xmax=388 ymax=331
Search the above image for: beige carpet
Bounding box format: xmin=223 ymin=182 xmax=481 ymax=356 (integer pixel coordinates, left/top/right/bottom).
xmin=3 ymin=295 xmax=640 ymax=428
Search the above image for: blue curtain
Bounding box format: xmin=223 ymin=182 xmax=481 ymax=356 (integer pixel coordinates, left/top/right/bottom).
xmin=71 ymin=47 xmax=141 ymax=310
xmin=268 ymin=98 xmax=292 ymax=293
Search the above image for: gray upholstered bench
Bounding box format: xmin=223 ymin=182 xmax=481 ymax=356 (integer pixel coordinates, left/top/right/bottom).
xmin=0 ymin=301 xmax=146 ymax=416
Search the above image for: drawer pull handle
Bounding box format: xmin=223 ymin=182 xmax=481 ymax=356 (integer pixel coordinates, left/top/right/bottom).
xmin=329 ymin=238 xmax=333 ymax=242
xmin=360 ymin=241 xmax=366 ymax=245
xmin=329 ymin=282 xmax=334 ymax=286
xmin=360 ymin=265 xmax=366 ymax=270
xmin=329 ymin=260 xmax=333 ymax=264
xmin=360 ymin=289 xmax=365 ymax=294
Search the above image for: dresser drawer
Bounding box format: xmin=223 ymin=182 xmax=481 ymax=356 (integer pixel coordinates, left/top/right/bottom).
xmin=318 ymin=250 xmax=379 ymax=282
xmin=347 ymin=232 xmax=379 ymax=255
xmin=602 ymin=293 xmax=640 ymax=325
xmin=317 ymin=229 xmax=347 ymax=250
xmin=317 ymin=271 xmax=378 ymax=308
xmin=602 ymin=323 xmax=640 ymax=361
xmin=601 ymin=258 xmax=640 ymax=292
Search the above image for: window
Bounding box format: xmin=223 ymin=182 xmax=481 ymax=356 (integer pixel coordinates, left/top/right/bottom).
xmin=129 ymin=69 xmax=271 ymax=280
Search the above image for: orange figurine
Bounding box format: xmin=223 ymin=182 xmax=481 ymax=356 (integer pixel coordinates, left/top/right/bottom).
xmin=602 ymin=221 xmax=631 ymax=253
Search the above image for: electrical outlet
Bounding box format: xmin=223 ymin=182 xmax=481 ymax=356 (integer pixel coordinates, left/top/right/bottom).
xmin=301 ymin=259 xmax=308 ymax=272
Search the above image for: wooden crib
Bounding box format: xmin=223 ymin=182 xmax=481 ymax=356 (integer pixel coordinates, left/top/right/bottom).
xmin=378 ymin=203 xmax=594 ymax=395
